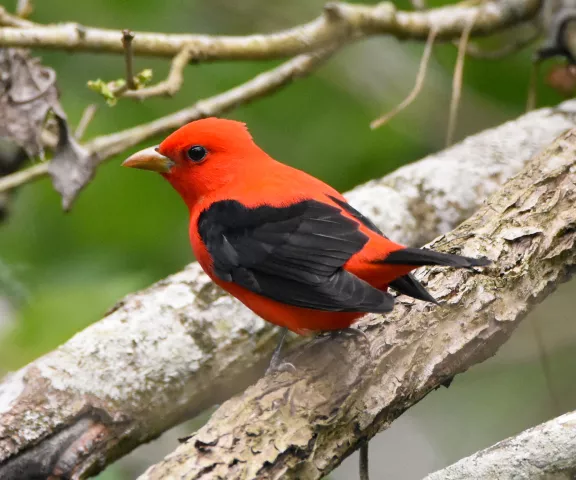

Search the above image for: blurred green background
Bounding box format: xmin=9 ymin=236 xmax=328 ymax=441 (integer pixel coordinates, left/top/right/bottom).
xmin=0 ymin=0 xmax=572 ymax=479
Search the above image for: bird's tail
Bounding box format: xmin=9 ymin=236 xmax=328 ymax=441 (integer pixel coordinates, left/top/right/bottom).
xmin=381 ymin=247 xmax=490 ymax=269
xmin=389 ymin=273 xmax=438 ymax=304
xmin=383 ymin=247 xmax=490 ymax=304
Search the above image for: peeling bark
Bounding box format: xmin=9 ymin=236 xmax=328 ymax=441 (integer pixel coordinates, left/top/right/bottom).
xmin=424 ymin=411 xmax=576 ymax=480
xmin=0 ymin=103 xmax=575 ymax=478
xmin=140 ymin=130 xmax=576 ymax=479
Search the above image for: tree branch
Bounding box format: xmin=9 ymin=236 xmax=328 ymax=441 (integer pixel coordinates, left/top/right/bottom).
xmin=424 ymin=411 xmax=576 ymax=480
xmin=139 ymin=128 xmax=576 ymax=480
xmin=0 ymin=0 xmax=541 ymax=60
xmin=0 ymin=0 xmax=543 ymax=204
xmin=121 ymin=29 xmax=136 ymax=90
xmin=74 ymin=104 xmax=98 ymax=139
xmin=121 ymin=47 xmax=195 ymax=100
xmin=0 ymin=6 xmax=35 ymax=28
xmin=1 ymin=102 xmax=575 ymax=478
xmin=370 ymin=25 xmax=438 ymax=129
xmin=446 ymin=12 xmax=477 ymax=146
xmin=0 ymin=49 xmax=334 ymax=195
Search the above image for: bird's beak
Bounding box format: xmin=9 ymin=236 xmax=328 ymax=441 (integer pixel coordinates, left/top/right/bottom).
xmin=122 ymin=146 xmax=174 ymax=173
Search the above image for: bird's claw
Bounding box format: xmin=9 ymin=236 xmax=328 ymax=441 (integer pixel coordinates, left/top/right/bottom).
xmin=266 ymin=361 xmax=296 ymax=375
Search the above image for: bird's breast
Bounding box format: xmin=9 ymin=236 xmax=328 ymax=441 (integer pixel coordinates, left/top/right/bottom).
xmin=189 ymin=205 xmax=217 ymax=277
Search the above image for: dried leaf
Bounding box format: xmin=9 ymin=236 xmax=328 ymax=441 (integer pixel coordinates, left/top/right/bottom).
xmin=0 ymin=48 xmax=98 ymax=211
xmin=0 ymin=48 xmax=58 ymax=158
xmin=48 ymin=115 xmax=97 ymax=211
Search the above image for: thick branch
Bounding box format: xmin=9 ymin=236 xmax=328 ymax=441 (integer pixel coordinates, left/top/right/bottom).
xmin=0 ymin=103 xmax=575 ymax=478
xmin=0 ymin=0 xmax=541 ymax=60
xmin=140 ymin=129 xmax=576 ymax=480
xmin=424 ymin=411 xmax=576 ymax=479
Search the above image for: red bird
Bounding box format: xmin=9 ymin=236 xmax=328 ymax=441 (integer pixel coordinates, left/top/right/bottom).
xmin=123 ymin=118 xmax=488 ymax=350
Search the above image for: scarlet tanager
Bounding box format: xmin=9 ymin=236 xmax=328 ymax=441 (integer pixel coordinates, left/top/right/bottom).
xmin=123 ymin=118 xmax=489 ymax=341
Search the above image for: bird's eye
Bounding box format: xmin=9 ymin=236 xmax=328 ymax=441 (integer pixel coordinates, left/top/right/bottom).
xmin=187 ymin=145 xmax=207 ymax=162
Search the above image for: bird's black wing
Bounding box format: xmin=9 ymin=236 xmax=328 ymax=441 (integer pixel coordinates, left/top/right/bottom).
xmin=326 ymin=195 xmax=439 ymax=302
xmin=198 ymin=199 xmax=394 ymax=313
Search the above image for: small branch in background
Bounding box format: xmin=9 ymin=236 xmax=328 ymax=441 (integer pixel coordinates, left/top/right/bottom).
xmin=0 ymin=162 xmax=46 ymax=192
xmin=0 ymin=0 xmax=542 ymax=60
xmin=360 ymin=443 xmax=370 ymax=480
xmin=0 ymin=5 xmax=34 ymax=27
xmin=121 ymin=30 xmax=136 ymax=90
xmin=87 ymin=69 xmax=153 ymax=106
xmin=424 ymin=411 xmax=576 ymax=480
xmin=0 ymin=49 xmax=334 ymax=195
xmin=74 ymin=104 xmax=98 ymax=140
xmin=410 ymin=0 xmax=426 ymax=11
xmin=370 ymin=27 xmax=438 ymax=129
xmin=446 ymin=13 xmax=477 ymax=146
xmin=15 ymin=0 xmax=33 ymax=18
xmin=122 ymin=47 xmax=195 ymax=100
xmin=96 ymin=30 xmax=138 ymax=100
xmin=87 ymin=31 xmax=156 ymax=105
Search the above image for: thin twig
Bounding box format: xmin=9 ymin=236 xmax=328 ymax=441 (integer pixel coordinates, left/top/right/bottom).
xmin=0 ymin=49 xmax=334 ymax=195
xmin=0 ymin=163 xmax=47 ymax=192
xmin=16 ymin=0 xmax=33 ymax=18
xmin=370 ymin=26 xmax=438 ymax=129
xmin=360 ymin=443 xmax=370 ymax=480
xmin=74 ymin=104 xmax=98 ymax=140
xmin=411 ymin=0 xmax=426 ymax=10
xmin=446 ymin=13 xmax=477 ymax=147
xmin=122 ymin=47 xmax=194 ymax=100
xmin=121 ymin=29 xmax=136 ymax=90
xmin=0 ymin=0 xmax=542 ymax=60
xmin=0 ymin=6 xmax=35 ymax=27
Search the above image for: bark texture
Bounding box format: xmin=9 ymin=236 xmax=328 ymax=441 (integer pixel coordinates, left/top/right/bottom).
xmin=424 ymin=411 xmax=576 ymax=480
xmin=0 ymin=102 xmax=575 ymax=478
xmin=140 ymin=130 xmax=576 ymax=479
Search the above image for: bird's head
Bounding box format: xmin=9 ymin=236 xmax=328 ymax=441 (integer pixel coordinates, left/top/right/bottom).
xmin=122 ymin=117 xmax=268 ymax=205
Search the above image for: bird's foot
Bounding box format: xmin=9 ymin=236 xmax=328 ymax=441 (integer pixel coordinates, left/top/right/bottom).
xmin=265 ymin=361 xmax=296 ymax=375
